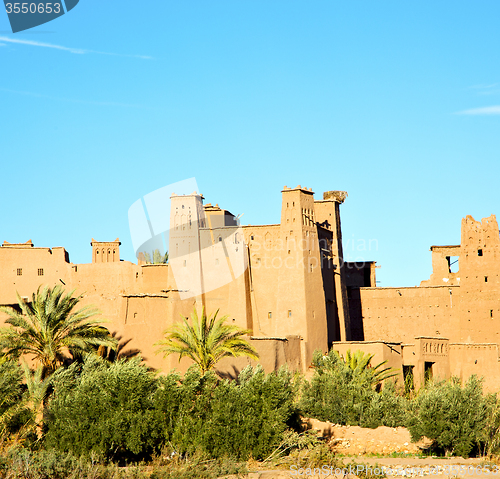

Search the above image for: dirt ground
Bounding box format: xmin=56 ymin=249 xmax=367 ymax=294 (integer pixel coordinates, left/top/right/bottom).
xmin=224 ymin=423 xmax=494 ymax=479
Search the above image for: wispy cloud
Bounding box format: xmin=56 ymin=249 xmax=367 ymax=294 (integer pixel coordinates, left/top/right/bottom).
xmin=456 ymin=106 xmax=500 ymax=115
xmin=0 ymin=36 xmax=152 ymax=59
xmin=468 ymin=83 xmax=499 ymax=90
xmin=0 ymin=87 xmax=153 ymax=109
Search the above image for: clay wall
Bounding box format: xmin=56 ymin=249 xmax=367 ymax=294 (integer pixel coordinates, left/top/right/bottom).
xmin=458 ymin=215 xmax=500 ymax=343
xmin=420 ymin=245 xmax=460 ymax=287
xmin=412 ymin=337 xmax=450 ymax=389
xmin=315 ymin=194 xmax=350 ymax=341
xmin=449 ymin=343 xmax=500 ymax=393
xmin=0 ymin=245 xmax=72 ymax=304
xmin=277 ymin=187 xmax=328 ymax=367
xmin=330 ymin=341 xmax=404 ymax=386
xmin=349 ymin=286 xmax=460 ymax=344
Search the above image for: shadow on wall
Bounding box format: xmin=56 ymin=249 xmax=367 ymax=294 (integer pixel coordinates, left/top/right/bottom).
xmin=348 ymin=288 xmax=365 ymax=341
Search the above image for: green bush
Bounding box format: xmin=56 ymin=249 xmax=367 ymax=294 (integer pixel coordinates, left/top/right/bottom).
xmin=299 ymin=349 xmax=407 ymax=427
xmin=45 ymin=357 xmax=165 ymax=462
xmin=45 ymin=358 xmax=296 ymax=462
xmin=406 ymin=376 xmax=488 ymax=457
xmin=0 ymin=359 xmax=31 ymax=438
xmin=166 ymin=365 xmax=296 ymax=460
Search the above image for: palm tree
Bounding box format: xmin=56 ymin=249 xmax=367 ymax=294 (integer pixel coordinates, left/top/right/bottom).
xmin=155 ymin=308 xmax=259 ymax=374
xmin=96 ymin=332 xmax=142 ymax=362
xmin=340 ymin=349 xmax=397 ymax=385
xmin=315 ymin=349 xmax=397 ymax=387
xmin=0 ymin=285 xmax=117 ymax=378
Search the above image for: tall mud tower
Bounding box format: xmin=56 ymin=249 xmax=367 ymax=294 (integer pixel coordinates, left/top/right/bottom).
xmin=276 ymin=186 xmax=328 ymax=367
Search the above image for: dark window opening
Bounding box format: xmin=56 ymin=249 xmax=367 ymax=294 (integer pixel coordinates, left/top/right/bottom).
xmin=478 ymin=249 xmax=483 ymax=256
xmin=485 ymin=276 xmax=488 ymax=282
xmin=288 ymin=310 xmax=292 ymax=318
xmin=37 ymin=268 xmax=44 ymax=276
xmin=424 ymin=362 xmax=434 ymax=384
xmin=403 ymin=366 xmax=414 ymax=395
xmin=268 ymin=312 xmax=272 ymax=319
xmin=491 ymin=310 xmax=494 ymax=318
xmin=16 ymin=268 xmax=22 ymax=276
xmin=447 ymin=256 xmax=459 ymax=273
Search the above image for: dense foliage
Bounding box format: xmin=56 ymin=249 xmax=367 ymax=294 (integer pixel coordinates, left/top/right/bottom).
xmin=44 ymin=358 xmax=296 ymax=462
xmin=299 ymin=349 xmax=408 ymax=428
xmin=0 ymin=359 xmax=24 ymax=436
xmin=3 ymin=344 xmax=500 ymax=466
xmin=407 ymin=376 xmax=491 ymax=457
xmin=169 ymin=365 xmax=296 ymax=460
xmin=45 ymin=357 xmax=168 ymax=462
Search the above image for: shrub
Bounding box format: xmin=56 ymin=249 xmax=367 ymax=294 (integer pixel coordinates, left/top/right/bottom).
xmin=0 ymin=359 xmax=31 ymax=439
xmin=45 ymin=357 xmax=165 ymax=462
xmin=406 ymin=376 xmax=488 ymax=457
xmin=167 ymin=365 xmax=296 ymax=460
xmin=300 ymin=349 xmax=407 ymax=427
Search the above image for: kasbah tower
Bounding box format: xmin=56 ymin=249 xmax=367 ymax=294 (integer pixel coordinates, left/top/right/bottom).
xmin=2 ymin=185 xmax=500 ymax=391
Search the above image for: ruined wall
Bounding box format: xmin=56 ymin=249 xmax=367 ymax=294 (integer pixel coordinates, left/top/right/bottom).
xmin=420 ymin=246 xmax=460 ymax=287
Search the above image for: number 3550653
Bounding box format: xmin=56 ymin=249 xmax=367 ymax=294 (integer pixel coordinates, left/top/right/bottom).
xmin=5 ymin=3 xmax=61 ymax=14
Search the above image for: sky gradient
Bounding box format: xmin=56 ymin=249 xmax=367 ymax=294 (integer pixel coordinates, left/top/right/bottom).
xmin=1 ymin=1 xmax=500 ymax=287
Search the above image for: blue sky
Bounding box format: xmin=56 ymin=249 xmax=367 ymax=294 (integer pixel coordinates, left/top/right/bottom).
xmin=1 ymin=0 xmax=500 ymax=287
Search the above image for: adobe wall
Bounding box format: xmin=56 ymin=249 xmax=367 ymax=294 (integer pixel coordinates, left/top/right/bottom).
xmin=458 ymin=215 xmax=500 ymax=343
xmin=0 ymin=245 xmax=72 ymax=304
xmin=420 ymin=245 xmax=461 ymax=287
xmin=411 ymin=337 xmax=450 ymax=389
xmin=330 ymin=341 xmax=404 ymax=386
xmin=214 ymin=336 xmax=303 ymax=377
xmin=349 ymin=285 xmax=460 ymax=344
xmin=449 ymin=343 xmax=500 ymax=393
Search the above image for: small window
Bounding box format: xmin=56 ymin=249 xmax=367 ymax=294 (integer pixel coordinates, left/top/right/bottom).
xmin=16 ymin=268 xmax=22 ymax=276
xmin=268 ymin=312 xmax=272 ymax=319
xmin=485 ymin=276 xmax=488 ymax=282
xmin=288 ymin=310 xmax=292 ymax=318
xmin=478 ymin=249 xmax=483 ymax=256
xmin=218 ymin=236 xmax=222 ymax=242
xmin=96 ymin=251 xmax=99 ymax=255
xmin=491 ymin=310 xmax=494 ymax=318
xmin=310 ymin=263 xmax=314 ymax=273
xmin=38 ymin=268 xmax=44 ymax=276
xmin=250 ymin=235 xmax=254 ymax=240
